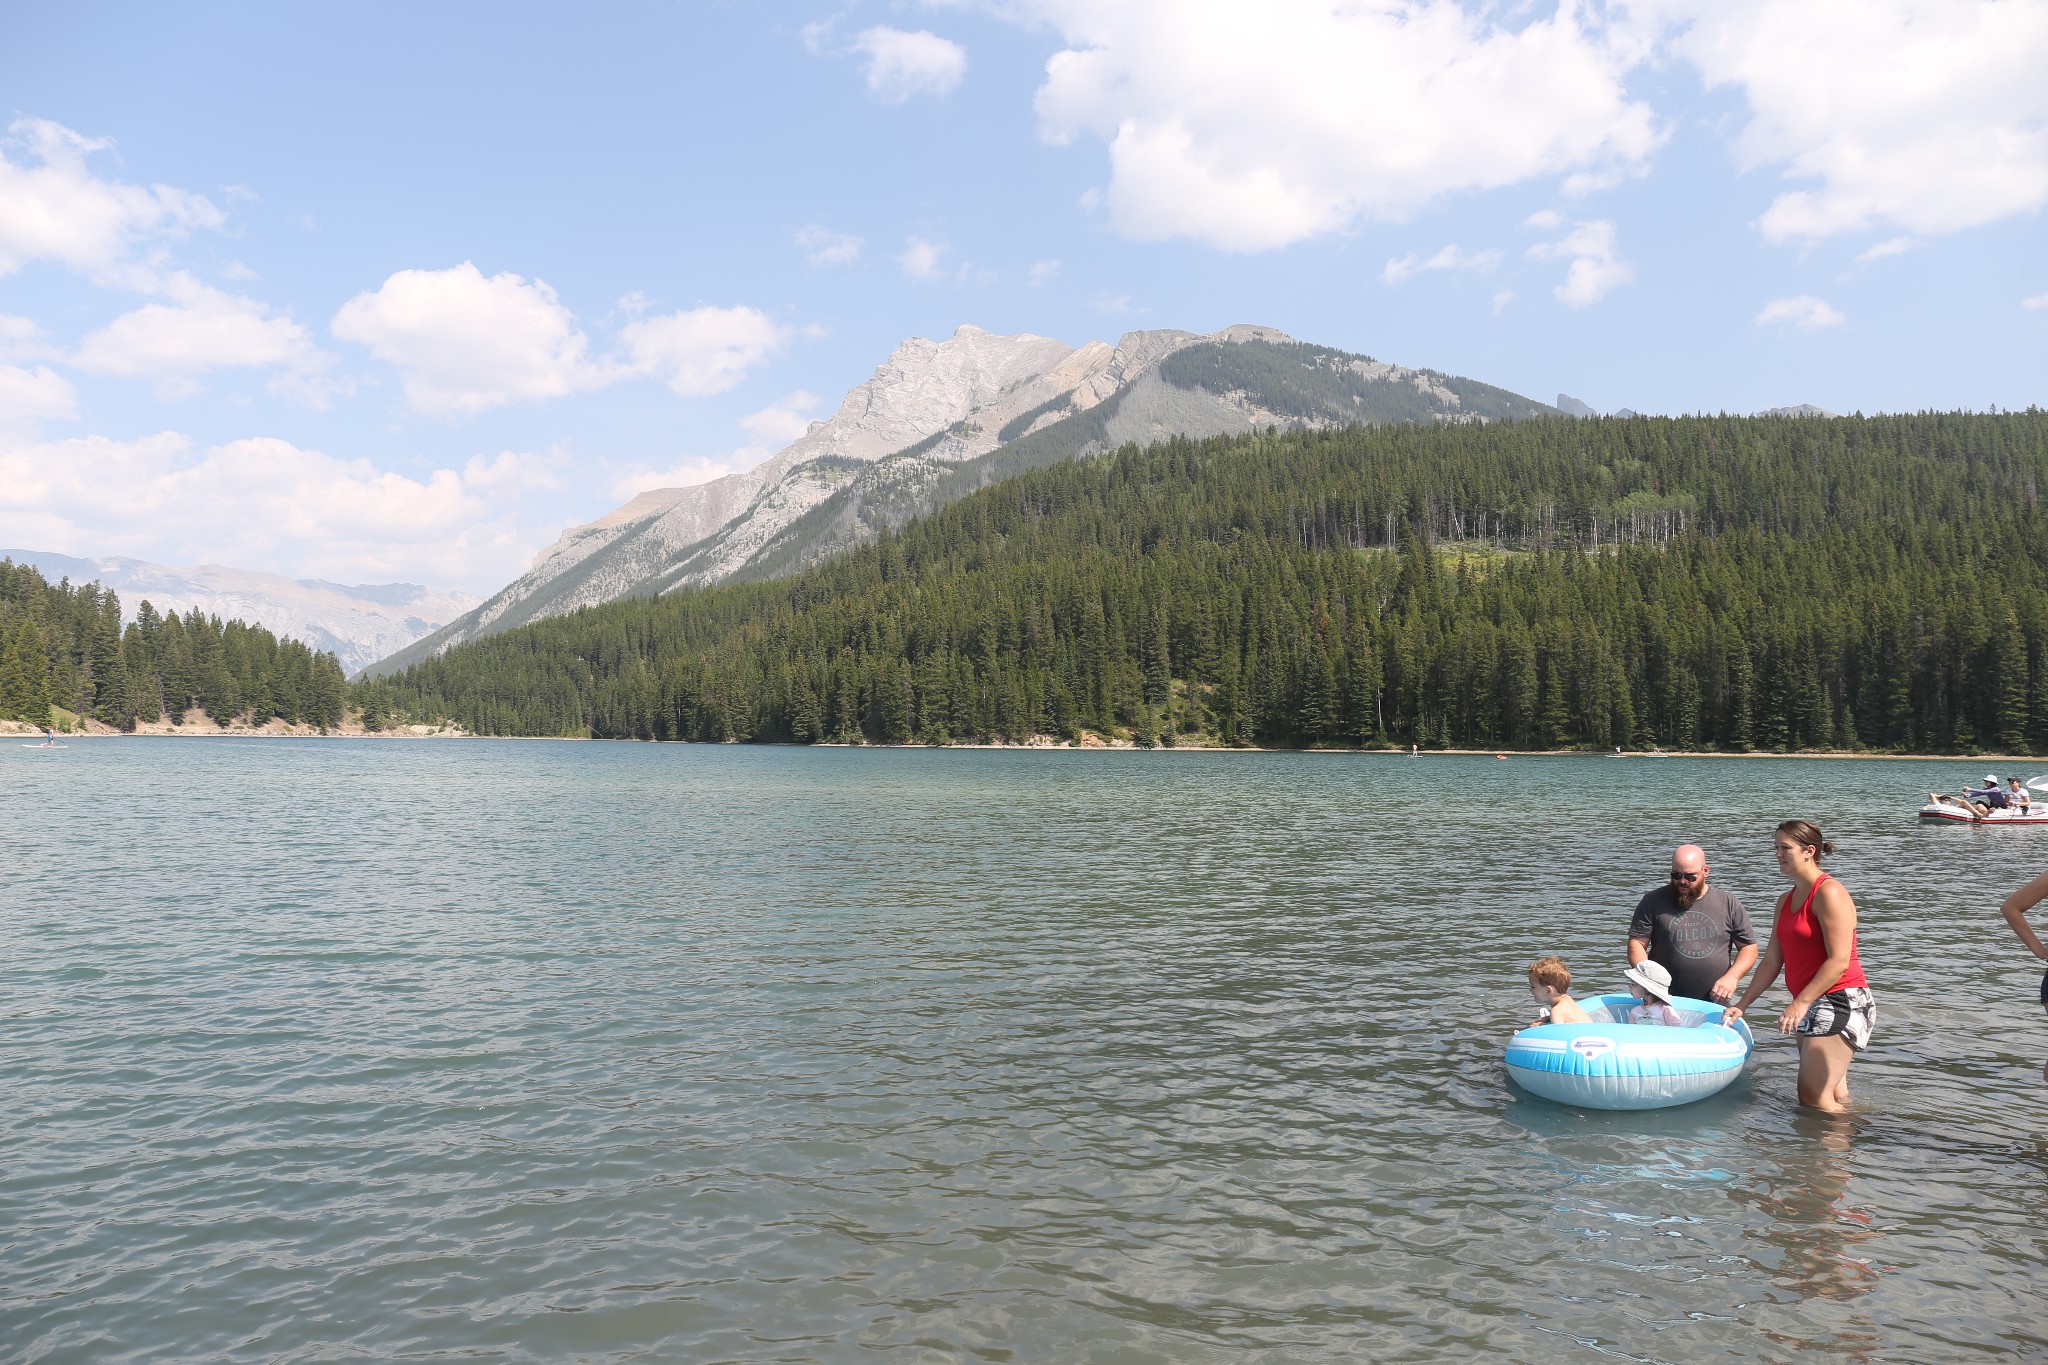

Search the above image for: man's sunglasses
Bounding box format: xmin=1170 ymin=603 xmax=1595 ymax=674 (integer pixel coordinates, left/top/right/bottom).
xmin=1668 ymin=870 xmax=1703 ymax=883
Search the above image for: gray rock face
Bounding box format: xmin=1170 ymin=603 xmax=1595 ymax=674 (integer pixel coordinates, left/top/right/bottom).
xmin=0 ymin=549 xmax=477 ymax=676
xmin=1555 ymin=393 xmax=1598 ymax=418
xmin=1756 ymin=404 xmax=1837 ymax=418
xmin=364 ymin=322 xmax=1553 ymax=676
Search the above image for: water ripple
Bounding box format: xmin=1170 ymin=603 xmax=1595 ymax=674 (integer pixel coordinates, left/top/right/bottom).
xmin=2 ymin=742 xmax=2044 ymax=1362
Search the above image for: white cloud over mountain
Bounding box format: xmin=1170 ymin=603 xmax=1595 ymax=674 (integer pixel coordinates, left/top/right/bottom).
xmin=1646 ymin=0 xmax=2048 ymax=242
xmin=619 ymin=306 xmax=787 ymax=398
xmin=1029 ymin=0 xmax=1661 ymax=251
xmin=1756 ymin=295 xmax=1847 ymax=330
xmin=0 ymin=118 xmax=224 ymax=287
xmin=0 ymin=364 xmax=77 ymax=433
xmin=1527 ymin=219 xmax=1633 ymax=306
xmin=0 ymin=428 xmax=563 ymax=589
xmin=853 ymin=28 xmax=968 ymax=104
xmin=899 ymin=236 xmax=949 ymax=281
xmin=72 ymin=274 xmax=337 ymax=403
xmin=1019 ymin=0 xmax=2048 ymax=253
xmin=1383 ymin=245 xmax=1502 ymax=285
xmin=795 ymin=225 xmax=864 ymax=267
xmin=332 ymin=262 xmax=783 ymax=414
xmin=332 ymin=263 xmax=606 ymax=416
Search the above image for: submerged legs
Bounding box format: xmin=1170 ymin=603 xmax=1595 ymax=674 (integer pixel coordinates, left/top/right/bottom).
xmin=1796 ymin=1034 xmax=1855 ymax=1111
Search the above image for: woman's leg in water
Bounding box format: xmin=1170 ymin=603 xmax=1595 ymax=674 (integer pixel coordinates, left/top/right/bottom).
xmin=1797 ymin=1033 xmax=1854 ymax=1111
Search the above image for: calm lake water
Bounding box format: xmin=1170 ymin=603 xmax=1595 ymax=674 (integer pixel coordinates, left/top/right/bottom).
xmin=4 ymin=741 xmax=2045 ymax=1363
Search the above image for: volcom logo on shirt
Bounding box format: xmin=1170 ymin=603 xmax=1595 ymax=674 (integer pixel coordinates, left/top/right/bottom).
xmin=1671 ymin=908 xmax=1720 ymax=959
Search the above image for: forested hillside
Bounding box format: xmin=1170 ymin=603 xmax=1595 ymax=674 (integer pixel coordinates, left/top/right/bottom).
xmin=0 ymin=560 xmax=349 ymax=730
xmin=368 ymin=411 xmax=2048 ymax=753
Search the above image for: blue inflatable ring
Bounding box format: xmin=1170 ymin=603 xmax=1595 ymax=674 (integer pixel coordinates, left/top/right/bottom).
xmin=1505 ymin=992 xmax=1756 ymax=1110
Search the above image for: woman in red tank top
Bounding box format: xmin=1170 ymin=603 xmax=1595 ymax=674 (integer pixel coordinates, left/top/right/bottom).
xmin=1722 ymin=819 xmax=1875 ymax=1112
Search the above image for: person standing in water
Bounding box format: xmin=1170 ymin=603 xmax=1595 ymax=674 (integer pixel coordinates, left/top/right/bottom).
xmin=1999 ymin=869 xmax=2048 ymax=1082
xmin=1723 ymin=820 xmax=1874 ymax=1113
xmin=1627 ymin=844 xmax=1758 ymax=1004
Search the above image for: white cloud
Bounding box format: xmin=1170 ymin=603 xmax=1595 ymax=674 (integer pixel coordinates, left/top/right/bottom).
xmin=1856 ymin=235 xmax=1915 ymax=263
xmin=1755 ymin=294 xmax=1847 ymax=330
xmin=1383 ymin=244 xmax=1503 ymax=285
xmin=799 ymin=19 xmax=837 ymax=55
xmin=1492 ymin=289 xmax=1514 ymax=313
xmin=1028 ymin=258 xmax=1061 ymax=287
xmin=1643 ymin=0 xmax=2048 ymax=242
xmin=333 ymin=263 xmax=786 ymax=413
xmin=618 ymin=305 xmax=786 ymax=397
xmin=1523 ymin=209 xmax=1564 ymax=230
xmin=607 ymin=454 xmax=756 ymax=502
xmin=738 ymin=391 xmax=821 ymax=445
xmin=1090 ymin=292 xmax=1135 ymax=314
xmin=853 ymin=27 xmax=968 ymax=103
xmin=1027 ymin=0 xmax=1661 ymax=252
xmin=0 ymin=431 xmax=562 ymax=590
xmin=795 ymin=224 xmax=864 ymax=267
xmin=898 ymin=236 xmax=949 ymax=281
xmin=0 ymin=313 xmax=53 ymax=362
xmin=1527 ymin=219 xmax=1633 ymax=306
xmin=72 ymin=274 xmax=337 ymax=403
xmin=0 ymin=364 xmax=78 ymax=433
xmin=332 ymin=262 xmax=604 ymax=416
xmin=0 ymin=118 xmax=224 ymax=286
xmin=2021 ymin=291 xmax=2048 ymax=311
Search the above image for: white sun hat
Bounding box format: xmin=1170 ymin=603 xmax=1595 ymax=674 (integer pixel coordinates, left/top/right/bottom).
xmin=1623 ymin=960 xmax=1676 ymax=1004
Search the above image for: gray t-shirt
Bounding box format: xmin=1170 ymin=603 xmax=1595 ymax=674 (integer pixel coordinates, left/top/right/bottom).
xmin=1628 ymin=884 xmax=1756 ymax=1001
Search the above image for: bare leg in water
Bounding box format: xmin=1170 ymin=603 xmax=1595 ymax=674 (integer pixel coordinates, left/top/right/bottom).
xmin=1797 ymin=1033 xmax=1854 ymax=1111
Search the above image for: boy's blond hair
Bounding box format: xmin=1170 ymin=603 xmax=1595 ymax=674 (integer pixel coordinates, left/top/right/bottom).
xmin=1528 ymin=956 xmax=1572 ymax=991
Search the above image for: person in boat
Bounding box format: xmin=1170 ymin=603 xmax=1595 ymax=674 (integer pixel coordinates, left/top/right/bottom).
xmin=1997 ymin=869 xmax=2048 ymax=1083
xmin=1723 ymin=820 xmax=1875 ymax=1112
xmin=1627 ymin=844 xmax=1758 ymax=1004
xmin=1623 ymin=960 xmax=1686 ymax=1025
xmin=2008 ymin=777 xmax=2032 ymax=815
xmin=1526 ymin=956 xmax=1592 ymax=1026
xmin=1927 ymin=790 xmax=1988 ymax=816
xmin=1971 ymin=773 xmax=2009 ymax=810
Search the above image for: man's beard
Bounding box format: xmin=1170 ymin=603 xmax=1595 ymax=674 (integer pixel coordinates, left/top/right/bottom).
xmin=1675 ymin=881 xmax=1705 ymax=908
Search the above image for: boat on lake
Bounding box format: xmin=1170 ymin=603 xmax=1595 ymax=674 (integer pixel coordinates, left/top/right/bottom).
xmin=1920 ymin=776 xmax=2048 ymax=824
xmin=1917 ymin=798 xmax=2048 ymax=825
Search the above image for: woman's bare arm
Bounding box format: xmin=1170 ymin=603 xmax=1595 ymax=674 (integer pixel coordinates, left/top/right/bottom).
xmin=1724 ymin=930 xmax=1784 ymax=1020
xmin=2001 ymin=870 xmax=2048 ymax=960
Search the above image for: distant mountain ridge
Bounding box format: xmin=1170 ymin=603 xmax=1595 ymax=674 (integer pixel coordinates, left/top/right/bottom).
xmin=365 ymin=323 xmax=1556 ymax=677
xmin=0 ymin=549 xmax=478 ymax=676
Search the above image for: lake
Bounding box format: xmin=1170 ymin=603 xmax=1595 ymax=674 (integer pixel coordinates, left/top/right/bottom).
xmin=4 ymin=741 xmax=2044 ymax=1362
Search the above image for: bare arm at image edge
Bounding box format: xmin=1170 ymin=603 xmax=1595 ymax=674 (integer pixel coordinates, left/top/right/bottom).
xmin=2001 ymin=870 xmax=2048 ymax=960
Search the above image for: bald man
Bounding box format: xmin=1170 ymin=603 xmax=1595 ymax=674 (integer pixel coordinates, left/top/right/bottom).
xmin=1627 ymin=844 xmax=1759 ymax=1004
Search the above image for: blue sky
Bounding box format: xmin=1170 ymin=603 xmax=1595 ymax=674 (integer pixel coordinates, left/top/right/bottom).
xmin=2 ymin=1 xmax=2044 ymax=593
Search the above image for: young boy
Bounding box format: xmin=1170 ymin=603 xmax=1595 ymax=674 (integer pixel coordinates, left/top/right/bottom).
xmin=1528 ymin=956 xmax=1592 ymax=1026
xmin=1623 ymin=960 xmax=1686 ymax=1026
xmin=1999 ymin=868 xmax=2048 ymax=1082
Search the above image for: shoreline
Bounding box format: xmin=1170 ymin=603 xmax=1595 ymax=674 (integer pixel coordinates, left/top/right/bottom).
xmin=4 ymin=719 xmax=2036 ymax=763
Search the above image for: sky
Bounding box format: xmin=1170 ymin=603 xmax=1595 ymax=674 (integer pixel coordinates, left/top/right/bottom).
xmin=2 ymin=0 xmax=2044 ymax=595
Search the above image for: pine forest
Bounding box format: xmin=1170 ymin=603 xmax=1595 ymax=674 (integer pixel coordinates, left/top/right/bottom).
xmin=366 ymin=410 xmax=2048 ymax=755
xmin=0 ymin=560 xmax=349 ymax=731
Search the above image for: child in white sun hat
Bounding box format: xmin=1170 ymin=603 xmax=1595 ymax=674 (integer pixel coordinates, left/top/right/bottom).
xmin=1624 ymin=960 xmax=1686 ymax=1026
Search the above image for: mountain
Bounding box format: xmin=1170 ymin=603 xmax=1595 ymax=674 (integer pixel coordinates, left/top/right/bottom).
xmin=366 ymin=323 xmax=1555 ymax=677
xmin=1757 ymin=404 xmax=1838 ymax=418
xmin=1555 ymin=393 xmax=1599 ymax=417
xmin=0 ymin=549 xmax=478 ymax=675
